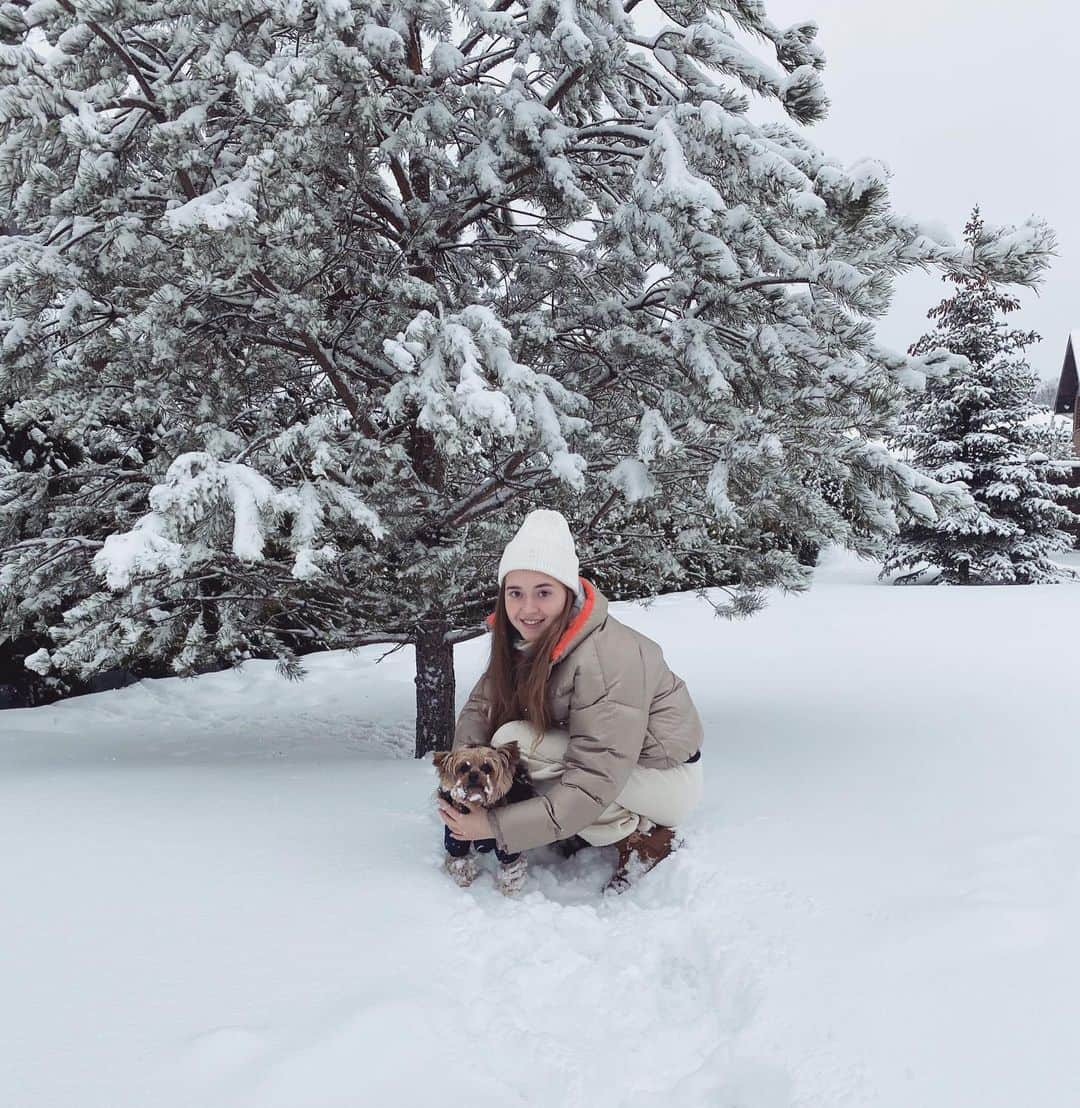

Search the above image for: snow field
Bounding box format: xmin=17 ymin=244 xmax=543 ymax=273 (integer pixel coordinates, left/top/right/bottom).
xmin=3 ymin=549 xmax=1079 ymax=1107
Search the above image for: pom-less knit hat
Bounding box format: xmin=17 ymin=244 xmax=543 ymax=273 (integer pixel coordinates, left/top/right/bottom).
xmin=497 ymin=510 xmax=581 ymax=594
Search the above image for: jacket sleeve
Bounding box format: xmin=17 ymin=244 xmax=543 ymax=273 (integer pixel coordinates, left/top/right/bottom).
xmin=453 ymin=675 xmax=492 ymax=750
xmin=489 ymin=636 xmax=648 ymax=854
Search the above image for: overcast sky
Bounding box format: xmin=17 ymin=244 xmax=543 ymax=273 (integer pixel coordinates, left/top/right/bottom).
xmin=752 ymin=0 xmax=1078 ymax=382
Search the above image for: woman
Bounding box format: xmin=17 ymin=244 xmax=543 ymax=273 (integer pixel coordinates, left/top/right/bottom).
xmin=437 ymin=509 xmax=704 ymax=891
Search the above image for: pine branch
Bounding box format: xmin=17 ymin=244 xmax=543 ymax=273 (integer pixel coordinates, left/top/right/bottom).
xmin=444 ymin=624 xmax=488 ymax=646
xmin=457 ymin=0 xmax=519 ymax=56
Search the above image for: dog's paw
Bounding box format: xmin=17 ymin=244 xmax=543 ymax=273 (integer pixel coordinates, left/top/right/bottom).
xmin=444 ymin=855 xmax=480 ymax=888
xmin=494 ymin=857 xmax=527 ymax=897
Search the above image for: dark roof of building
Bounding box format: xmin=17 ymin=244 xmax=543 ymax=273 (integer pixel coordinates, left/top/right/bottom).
xmin=1054 ymin=334 xmax=1078 ymax=414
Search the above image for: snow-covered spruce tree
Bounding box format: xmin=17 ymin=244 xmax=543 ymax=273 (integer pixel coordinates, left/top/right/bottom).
xmin=0 ymin=3 xmax=1052 ymax=752
xmin=883 ymin=210 xmax=1077 ymax=584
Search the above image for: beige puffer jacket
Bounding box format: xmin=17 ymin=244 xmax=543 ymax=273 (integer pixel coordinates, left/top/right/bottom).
xmin=453 ymin=579 xmax=704 ymax=855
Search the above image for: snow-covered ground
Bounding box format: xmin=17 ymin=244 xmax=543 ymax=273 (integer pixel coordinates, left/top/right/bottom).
xmin=3 ymin=550 xmax=1079 ymax=1108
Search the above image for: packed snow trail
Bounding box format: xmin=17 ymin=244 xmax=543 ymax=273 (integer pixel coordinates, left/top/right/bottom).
xmin=3 ymin=550 xmax=1080 ymax=1107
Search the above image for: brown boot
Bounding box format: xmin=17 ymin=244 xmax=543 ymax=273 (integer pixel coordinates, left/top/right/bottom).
xmin=605 ymin=825 xmax=678 ymax=894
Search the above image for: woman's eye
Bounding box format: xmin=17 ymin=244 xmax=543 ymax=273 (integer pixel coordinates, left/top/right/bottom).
xmin=481 ymin=763 xmax=492 ymax=774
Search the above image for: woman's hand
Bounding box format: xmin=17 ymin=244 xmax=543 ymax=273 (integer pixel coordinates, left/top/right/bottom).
xmin=437 ymin=799 xmax=495 ymax=841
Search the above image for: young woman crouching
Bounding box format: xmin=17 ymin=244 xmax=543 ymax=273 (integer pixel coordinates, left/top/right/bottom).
xmin=437 ymin=510 xmax=704 ymax=892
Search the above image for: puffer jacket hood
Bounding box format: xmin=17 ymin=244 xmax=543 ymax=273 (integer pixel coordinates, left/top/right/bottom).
xmin=550 ymin=578 xmax=604 ymax=663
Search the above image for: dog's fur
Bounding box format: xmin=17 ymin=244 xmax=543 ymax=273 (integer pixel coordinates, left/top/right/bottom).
xmin=434 ymin=741 xmax=535 ymax=894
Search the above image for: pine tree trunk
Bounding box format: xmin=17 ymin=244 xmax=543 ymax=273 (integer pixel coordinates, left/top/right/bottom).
xmin=405 ymin=407 xmax=453 ymax=758
xmin=414 ymin=616 xmax=456 ymax=758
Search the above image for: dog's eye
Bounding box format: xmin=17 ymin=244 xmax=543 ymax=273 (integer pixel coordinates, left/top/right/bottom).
xmin=481 ymin=763 xmax=492 ymax=774
xmin=458 ymin=763 xmax=470 ymax=774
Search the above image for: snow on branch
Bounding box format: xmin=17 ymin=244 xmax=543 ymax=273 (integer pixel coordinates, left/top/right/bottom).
xmin=964 ymin=217 xmax=1057 ymax=287
xmin=164 ymin=151 xmax=275 ymax=232
xmin=95 ymin=452 xmax=383 ymax=589
xmin=384 ymin=306 xmax=588 ymax=488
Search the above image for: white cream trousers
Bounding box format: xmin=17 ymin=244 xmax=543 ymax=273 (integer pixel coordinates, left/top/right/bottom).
xmin=492 ymin=721 xmax=704 ymax=847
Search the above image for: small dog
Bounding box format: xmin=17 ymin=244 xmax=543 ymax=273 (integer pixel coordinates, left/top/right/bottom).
xmin=434 ymin=741 xmax=535 ymax=895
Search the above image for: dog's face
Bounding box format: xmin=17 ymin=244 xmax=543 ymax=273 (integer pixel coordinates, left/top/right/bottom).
xmin=433 ymin=742 xmax=520 ymax=806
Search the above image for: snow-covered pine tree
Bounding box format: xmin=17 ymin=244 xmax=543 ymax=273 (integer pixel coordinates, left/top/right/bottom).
xmin=0 ymin=3 xmax=1054 ymax=752
xmin=883 ymin=209 xmax=1077 ymax=584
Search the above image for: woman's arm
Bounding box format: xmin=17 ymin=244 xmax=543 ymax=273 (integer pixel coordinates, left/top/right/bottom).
xmin=488 ymin=637 xmax=649 ymax=854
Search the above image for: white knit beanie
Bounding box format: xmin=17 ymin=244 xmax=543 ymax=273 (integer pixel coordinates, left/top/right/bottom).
xmin=497 ymin=510 xmax=581 ymax=594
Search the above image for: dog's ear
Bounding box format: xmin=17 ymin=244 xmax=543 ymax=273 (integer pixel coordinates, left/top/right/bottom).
xmin=497 ymin=741 xmax=520 ymax=771
xmin=432 ymin=751 xmax=450 ymax=772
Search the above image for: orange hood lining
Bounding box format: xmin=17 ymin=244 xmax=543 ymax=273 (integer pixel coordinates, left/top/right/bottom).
xmin=484 ymin=578 xmax=595 ymax=663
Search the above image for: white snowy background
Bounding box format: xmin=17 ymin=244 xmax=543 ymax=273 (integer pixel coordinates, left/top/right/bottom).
xmin=4 ymin=548 xmax=1079 ymax=1108
xmin=759 ymin=0 xmax=1080 ymax=380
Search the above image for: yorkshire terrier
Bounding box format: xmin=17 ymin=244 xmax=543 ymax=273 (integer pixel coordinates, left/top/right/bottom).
xmin=434 ymin=741 xmax=535 ymax=895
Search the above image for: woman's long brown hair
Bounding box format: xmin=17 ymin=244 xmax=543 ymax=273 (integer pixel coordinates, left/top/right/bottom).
xmin=486 ymin=582 xmax=576 ymax=740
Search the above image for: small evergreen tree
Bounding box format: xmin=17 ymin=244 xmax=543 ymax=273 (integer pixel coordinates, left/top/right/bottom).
xmin=884 ymin=209 xmax=1077 ymax=584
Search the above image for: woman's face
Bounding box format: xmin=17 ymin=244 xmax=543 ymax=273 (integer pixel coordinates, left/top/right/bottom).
xmin=503 ymin=571 xmax=570 ymax=642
